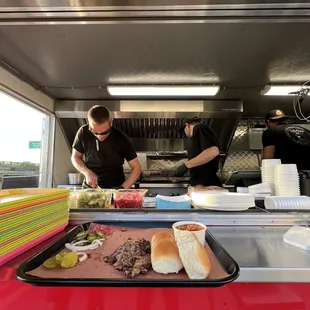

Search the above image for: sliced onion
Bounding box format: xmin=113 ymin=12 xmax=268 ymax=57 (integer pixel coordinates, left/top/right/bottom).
xmin=77 ymin=252 xmax=88 ymax=262
xmin=65 ymin=238 xmax=105 ymax=252
xmin=92 ymin=239 xmax=104 ymax=246
xmin=72 ymin=240 xmax=92 ymax=246
xmin=65 ymin=242 xmax=98 ymax=252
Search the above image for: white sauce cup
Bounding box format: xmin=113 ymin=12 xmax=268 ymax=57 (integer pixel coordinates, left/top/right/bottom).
xmin=172 ymin=221 xmax=207 ymax=246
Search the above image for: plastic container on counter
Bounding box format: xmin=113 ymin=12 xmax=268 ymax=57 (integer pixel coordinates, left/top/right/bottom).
xmin=69 ymin=189 xmax=113 ymax=209
xmin=156 ymin=194 xmax=191 ymax=210
xmin=114 ymin=189 xmax=148 ymax=209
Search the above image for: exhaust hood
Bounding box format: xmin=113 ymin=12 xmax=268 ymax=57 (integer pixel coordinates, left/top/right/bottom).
xmin=55 ymin=100 xmax=242 ymax=155
xmin=119 ymin=101 xmax=204 ymax=112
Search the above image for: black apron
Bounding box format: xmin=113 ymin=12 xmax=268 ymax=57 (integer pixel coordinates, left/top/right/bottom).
xmin=82 ymin=175 xmax=125 ymax=189
xmin=83 ymin=131 xmax=126 ymax=188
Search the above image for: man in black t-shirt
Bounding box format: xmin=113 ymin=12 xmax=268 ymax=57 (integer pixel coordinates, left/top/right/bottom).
xmin=71 ymin=105 xmax=141 ymax=188
xmin=174 ymin=117 xmax=222 ymax=187
xmin=262 ymin=109 xmax=310 ymax=170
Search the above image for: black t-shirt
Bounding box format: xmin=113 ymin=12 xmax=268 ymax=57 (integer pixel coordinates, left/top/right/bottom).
xmin=262 ymin=124 xmax=310 ymax=170
xmin=72 ymin=125 xmax=137 ymax=187
xmin=188 ymin=123 xmax=221 ymax=187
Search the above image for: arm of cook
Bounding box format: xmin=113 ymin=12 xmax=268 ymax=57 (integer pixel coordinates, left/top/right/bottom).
xmin=122 ymin=157 xmax=141 ymax=189
xmin=262 ymin=129 xmax=276 ymax=159
xmin=186 ymin=147 xmax=219 ymax=169
xmin=120 ymin=134 xmax=142 ymax=189
xmin=71 ymin=127 xmax=98 ymax=187
xmin=186 ymin=127 xmax=220 ymax=169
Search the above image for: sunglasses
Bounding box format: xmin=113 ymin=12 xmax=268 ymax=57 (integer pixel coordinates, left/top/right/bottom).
xmin=89 ymin=124 xmax=112 ymax=136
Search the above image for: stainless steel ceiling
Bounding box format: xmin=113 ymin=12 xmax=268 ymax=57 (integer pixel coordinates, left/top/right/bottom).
xmin=1 ymin=0 xmax=310 ymax=117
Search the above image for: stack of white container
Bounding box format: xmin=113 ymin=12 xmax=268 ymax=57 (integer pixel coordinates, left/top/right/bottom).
xmin=261 ymin=159 xmax=281 ymax=195
xmin=274 ymin=164 xmax=300 ymax=197
xmin=248 ymin=183 xmax=272 ymax=197
xmin=261 ymin=160 xmax=301 ymax=197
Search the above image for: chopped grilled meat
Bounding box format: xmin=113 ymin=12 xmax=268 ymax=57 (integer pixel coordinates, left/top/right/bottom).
xmin=104 ymin=238 xmax=151 ymax=278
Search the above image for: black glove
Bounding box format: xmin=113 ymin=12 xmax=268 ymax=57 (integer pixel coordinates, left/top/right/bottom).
xmin=174 ymin=163 xmax=189 ymax=177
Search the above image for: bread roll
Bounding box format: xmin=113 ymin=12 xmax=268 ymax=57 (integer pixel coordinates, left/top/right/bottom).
xmin=151 ymin=232 xmax=183 ymax=274
xmin=175 ymin=230 xmax=211 ymax=279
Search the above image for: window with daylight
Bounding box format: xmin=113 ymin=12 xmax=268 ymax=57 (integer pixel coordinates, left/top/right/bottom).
xmin=0 ymin=90 xmax=52 ymax=189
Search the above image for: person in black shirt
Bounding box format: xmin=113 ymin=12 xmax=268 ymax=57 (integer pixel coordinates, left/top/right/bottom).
xmin=173 ymin=117 xmax=222 ymax=187
xmin=71 ymin=105 xmax=141 ymax=188
xmin=262 ymin=109 xmax=310 ymax=170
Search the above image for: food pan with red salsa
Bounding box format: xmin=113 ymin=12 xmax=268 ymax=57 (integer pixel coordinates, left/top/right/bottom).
xmin=114 ymin=189 xmax=148 ymax=209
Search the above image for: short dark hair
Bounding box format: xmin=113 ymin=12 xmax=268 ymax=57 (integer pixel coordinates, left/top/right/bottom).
xmin=179 ymin=116 xmax=201 ymax=134
xmin=87 ymin=105 xmax=110 ymax=124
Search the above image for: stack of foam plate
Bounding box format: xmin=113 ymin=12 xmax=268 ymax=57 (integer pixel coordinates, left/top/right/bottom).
xmin=265 ymin=196 xmax=310 ymax=209
xmin=274 ymin=164 xmax=300 ymax=197
xmin=0 ymin=188 xmax=69 ymax=266
xmin=191 ymin=192 xmax=255 ymax=211
xmin=261 ymin=159 xmax=281 ymax=195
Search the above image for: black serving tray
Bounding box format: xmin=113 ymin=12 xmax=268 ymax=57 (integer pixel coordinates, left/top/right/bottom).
xmin=16 ymin=222 xmax=239 ymax=287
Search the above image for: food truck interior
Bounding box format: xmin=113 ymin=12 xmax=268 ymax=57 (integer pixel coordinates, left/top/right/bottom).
xmin=2 ymin=2 xmax=310 ymax=309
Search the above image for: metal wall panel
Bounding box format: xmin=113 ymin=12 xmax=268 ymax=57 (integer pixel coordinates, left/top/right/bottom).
xmin=126 ymin=120 xmax=263 ymax=182
xmin=2 ymin=0 xmax=310 ymax=10
xmin=222 ymin=120 xmax=262 ymax=181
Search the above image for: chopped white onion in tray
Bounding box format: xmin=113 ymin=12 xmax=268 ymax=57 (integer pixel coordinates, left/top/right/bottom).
xmin=77 ymin=252 xmax=88 ymax=262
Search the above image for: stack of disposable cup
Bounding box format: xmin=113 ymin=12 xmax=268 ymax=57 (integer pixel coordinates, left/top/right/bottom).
xmin=265 ymin=196 xmax=310 ymax=209
xmin=261 ymin=159 xmax=281 ymax=195
xmin=274 ymin=164 xmax=300 ymax=197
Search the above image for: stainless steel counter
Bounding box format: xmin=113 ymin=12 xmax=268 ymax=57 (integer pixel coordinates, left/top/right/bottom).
xmin=69 ymin=209 xmax=310 ymax=227
xmin=69 ymin=210 xmax=310 ymax=283
xmin=210 ymin=226 xmax=310 ymax=283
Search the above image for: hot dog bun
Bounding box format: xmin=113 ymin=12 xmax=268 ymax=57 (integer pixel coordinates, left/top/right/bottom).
xmin=175 ymin=230 xmax=211 ymax=279
xmin=151 ymin=232 xmax=183 ymax=274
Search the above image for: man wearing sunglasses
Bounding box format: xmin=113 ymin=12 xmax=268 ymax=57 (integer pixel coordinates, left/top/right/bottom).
xmin=71 ymin=105 xmax=141 ymax=189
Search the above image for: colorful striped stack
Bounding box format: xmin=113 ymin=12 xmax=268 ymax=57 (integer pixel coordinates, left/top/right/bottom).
xmin=0 ymin=188 xmax=69 ymax=266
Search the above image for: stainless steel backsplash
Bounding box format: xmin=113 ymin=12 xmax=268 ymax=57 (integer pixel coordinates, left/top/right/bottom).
xmin=222 ymin=120 xmax=262 ymax=181
xmin=124 ymin=119 xmax=265 ymax=182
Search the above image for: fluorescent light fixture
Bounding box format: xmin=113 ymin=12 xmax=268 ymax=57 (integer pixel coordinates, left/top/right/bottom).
xmin=262 ymin=85 xmax=309 ymax=96
xmin=120 ymin=101 xmax=203 ymax=112
xmin=108 ymin=85 xmax=219 ymax=96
